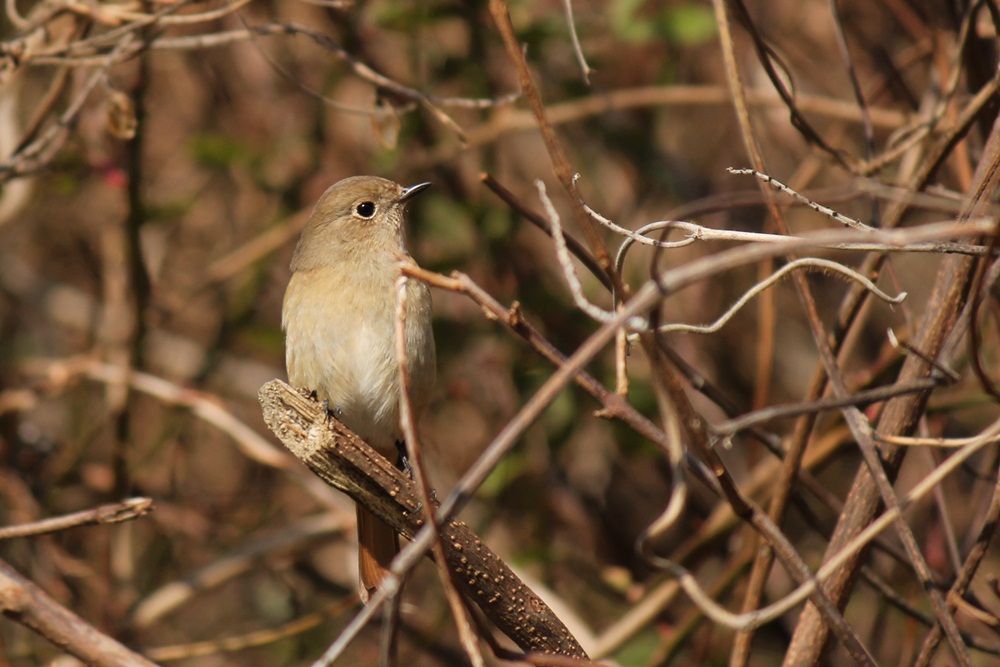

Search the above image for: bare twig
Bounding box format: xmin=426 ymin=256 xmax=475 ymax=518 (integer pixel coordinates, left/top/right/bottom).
xmin=650 ymin=257 xmax=905 ymax=337
xmin=561 ymin=0 xmax=592 ymax=84
xmin=0 ymin=498 xmax=152 ymax=540
xmin=488 ymin=0 xmax=616 ymax=284
xmin=394 ymin=218 xmax=985 ymax=663
xmin=727 ymin=168 xmax=874 ymax=231
xmin=536 ymin=180 xmax=619 ymax=324
xmin=711 ymin=378 xmax=939 ymax=437
xmin=482 ymin=173 xmax=611 ymax=291
xmin=0 ymin=32 xmax=135 ymax=181
xmin=395 ymin=274 xmax=486 ymax=667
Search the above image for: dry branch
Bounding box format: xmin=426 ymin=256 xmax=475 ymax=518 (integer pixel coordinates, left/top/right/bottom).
xmin=257 ymin=379 xmax=589 ymax=660
xmin=0 ymin=559 xmax=156 ymax=667
xmin=784 ymin=74 xmax=1000 ymax=667
xmin=0 ymin=497 xmax=151 ymax=540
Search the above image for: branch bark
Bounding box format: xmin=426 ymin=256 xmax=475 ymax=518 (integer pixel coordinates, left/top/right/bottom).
xmin=257 ymin=379 xmax=589 ymax=659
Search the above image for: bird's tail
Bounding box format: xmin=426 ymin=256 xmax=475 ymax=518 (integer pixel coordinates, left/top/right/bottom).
xmin=356 ymin=504 xmax=400 ymax=604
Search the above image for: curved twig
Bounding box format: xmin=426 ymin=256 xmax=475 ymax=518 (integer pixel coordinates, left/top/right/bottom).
xmin=648 ymin=258 xmax=905 ymax=337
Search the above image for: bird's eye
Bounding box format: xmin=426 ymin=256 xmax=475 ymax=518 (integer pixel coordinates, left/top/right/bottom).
xmin=355 ymin=201 xmax=376 ymax=218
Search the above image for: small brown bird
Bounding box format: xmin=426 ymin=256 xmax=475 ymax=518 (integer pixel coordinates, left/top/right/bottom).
xmin=282 ymin=176 xmax=435 ymax=603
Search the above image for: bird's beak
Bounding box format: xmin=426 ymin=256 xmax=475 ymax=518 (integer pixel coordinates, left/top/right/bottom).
xmin=399 ymin=182 xmax=431 ymax=202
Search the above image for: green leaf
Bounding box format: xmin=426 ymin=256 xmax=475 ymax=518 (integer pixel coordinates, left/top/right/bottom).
xmin=661 ymin=4 xmax=718 ymax=45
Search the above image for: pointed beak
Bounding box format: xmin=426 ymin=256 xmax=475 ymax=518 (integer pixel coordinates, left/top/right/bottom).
xmin=399 ymin=181 xmax=431 ymax=202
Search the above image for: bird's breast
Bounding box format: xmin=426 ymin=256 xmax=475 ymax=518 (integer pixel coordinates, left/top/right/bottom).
xmin=282 ymin=264 xmax=434 ymax=455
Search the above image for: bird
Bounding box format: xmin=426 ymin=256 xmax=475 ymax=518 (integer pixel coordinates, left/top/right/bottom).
xmin=282 ymin=175 xmax=435 ymax=603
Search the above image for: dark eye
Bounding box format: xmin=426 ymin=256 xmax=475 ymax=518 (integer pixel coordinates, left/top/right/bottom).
xmin=355 ymin=201 xmax=376 ymax=218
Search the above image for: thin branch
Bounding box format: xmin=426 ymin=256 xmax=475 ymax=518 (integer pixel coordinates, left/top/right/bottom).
xmin=829 ymin=0 xmax=877 ymax=191
xmin=727 ymin=168 xmax=874 ymax=231
xmin=0 ymin=498 xmax=152 ymax=540
xmin=407 ymin=216 xmax=990 ymax=664
xmin=488 ymin=0 xmax=617 ymax=284
xmin=0 ymin=32 xmax=136 ymax=181
xmin=650 ymin=258 xmax=905 ymax=337
xmin=23 ymin=22 xmax=518 ymax=123
xmin=536 ymin=180 xmax=620 ymax=324
xmin=482 ymin=173 xmax=611 ymax=291
xmin=785 ymin=83 xmax=1000 ymax=664
xmin=394 ymin=274 xmax=486 ymax=667
xmin=859 ymin=71 xmax=999 ymax=175
xmin=888 ymin=328 xmax=962 ymax=383
xmin=561 ymin=0 xmax=592 ymax=84
xmin=725 ymin=0 xmax=857 ymax=170
xmin=418 ymin=85 xmax=912 ymax=167
xmin=396 ymin=257 xmax=993 ymax=660
xmin=878 ymin=433 xmax=1000 ymax=448
xmin=711 ymin=378 xmax=939 ymax=437
xmin=612 ymin=218 xmax=989 ymax=287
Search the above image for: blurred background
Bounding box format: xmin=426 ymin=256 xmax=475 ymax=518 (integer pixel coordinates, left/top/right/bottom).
xmin=0 ymin=1 xmax=998 ymax=665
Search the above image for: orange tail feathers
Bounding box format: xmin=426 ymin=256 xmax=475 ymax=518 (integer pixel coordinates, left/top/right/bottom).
xmin=356 ymin=504 xmax=400 ymax=604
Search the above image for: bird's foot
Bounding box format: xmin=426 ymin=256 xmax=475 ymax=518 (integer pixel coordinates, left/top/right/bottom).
xmin=395 ymin=440 xmax=412 ymax=477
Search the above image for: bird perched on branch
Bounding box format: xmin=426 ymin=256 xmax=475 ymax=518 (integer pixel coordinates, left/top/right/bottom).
xmin=282 ymin=176 xmax=435 ymax=603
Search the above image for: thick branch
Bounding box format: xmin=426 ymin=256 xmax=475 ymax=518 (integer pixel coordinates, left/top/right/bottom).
xmin=0 ymin=558 xmax=156 ymax=667
xmin=257 ymin=379 xmax=588 ymax=659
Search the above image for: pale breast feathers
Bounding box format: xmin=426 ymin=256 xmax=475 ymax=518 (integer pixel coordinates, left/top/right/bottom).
xmin=282 ymin=267 xmax=408 ymax=452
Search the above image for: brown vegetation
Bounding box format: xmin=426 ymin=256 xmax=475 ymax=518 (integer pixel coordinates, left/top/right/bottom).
xmin=0 ymin=1 xmax=999 ymax=665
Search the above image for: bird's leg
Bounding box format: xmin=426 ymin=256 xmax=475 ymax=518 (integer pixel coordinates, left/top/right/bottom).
xmin=396 ymin=440 xmax=438 ymax=505
xmin=395 ymin=440 xmax=412 ymax=476
xmin=321 ymin=398 xmax=343 ymax=420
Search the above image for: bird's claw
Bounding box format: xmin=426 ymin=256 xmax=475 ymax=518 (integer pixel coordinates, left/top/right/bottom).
xmin=395 ymin=440 xmax=413 ymax=477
